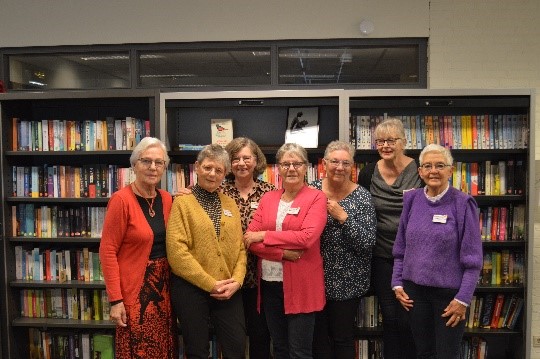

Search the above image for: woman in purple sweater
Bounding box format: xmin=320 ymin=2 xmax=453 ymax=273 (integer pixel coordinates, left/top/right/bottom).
xmin=391 ymin=144 xmax=483 ymax=359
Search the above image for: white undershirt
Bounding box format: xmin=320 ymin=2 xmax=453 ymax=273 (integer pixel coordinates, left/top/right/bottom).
xmin=261 ymin=199 xmax=293 ymax=282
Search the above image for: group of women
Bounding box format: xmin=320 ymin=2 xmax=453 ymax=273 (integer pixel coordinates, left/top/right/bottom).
xmin=99 ymin=117 xmax=482 ymax=359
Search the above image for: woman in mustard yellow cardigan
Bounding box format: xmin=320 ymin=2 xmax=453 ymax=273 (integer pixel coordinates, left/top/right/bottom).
xmin=167 ymin=144 xmax=247 ymax=359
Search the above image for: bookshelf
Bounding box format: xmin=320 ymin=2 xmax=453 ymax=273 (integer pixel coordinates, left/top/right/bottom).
xmin=160 ymin=90 xmax=343 ymax=192
xmin=0 ymin=88 xmax=533 ymax=359
xmin=0 ymin=89 xmax=157 ymax=358
xmin=346 ymin=89 xmax=533 ymax=359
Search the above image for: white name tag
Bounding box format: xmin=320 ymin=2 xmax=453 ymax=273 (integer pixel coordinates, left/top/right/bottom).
xmin=287 ymin=207 xmax=300 ymax=215
xmin=250 ymin=202 xmax=259 ymax=209
xmin=432 ymin=214 xmax=447 ymax=223
xmin=223 ymin=209 xmax=233 ymax=217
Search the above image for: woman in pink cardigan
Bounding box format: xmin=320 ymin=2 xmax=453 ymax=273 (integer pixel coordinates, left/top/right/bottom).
xmin=244 ymin=143 xmax=327 ymax=359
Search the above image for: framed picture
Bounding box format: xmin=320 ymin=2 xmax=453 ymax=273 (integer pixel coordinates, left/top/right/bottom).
xmin=285 ymin=107 xmax=319 ymax=148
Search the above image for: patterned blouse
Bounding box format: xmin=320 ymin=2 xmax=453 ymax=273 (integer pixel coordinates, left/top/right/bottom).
xmin=192 ymin=184 xmax=222 ymax=236
xmin=221 ymin=179 xmax=276 ymax=288
xmin=310 ymin=179 xmax=377 ymax=300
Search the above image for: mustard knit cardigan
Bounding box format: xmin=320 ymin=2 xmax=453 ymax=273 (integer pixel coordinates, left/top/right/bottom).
xmin=166 ymin=192 xmax=246 ymax=292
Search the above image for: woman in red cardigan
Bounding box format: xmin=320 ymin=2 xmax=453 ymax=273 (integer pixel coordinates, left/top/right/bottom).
xmin=99 ymin=137 xmax=177 ymax=359
xmin=244 ymin=143 xmax=328 ymax=359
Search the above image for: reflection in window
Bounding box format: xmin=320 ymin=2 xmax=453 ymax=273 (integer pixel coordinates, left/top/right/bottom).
xmin=278 ymin=46 xmax=420 ymax=85
xmin=138 ymin=49 xmax=271 ymax=87
xmin=8 ymin=53 xmax=130 ymax=90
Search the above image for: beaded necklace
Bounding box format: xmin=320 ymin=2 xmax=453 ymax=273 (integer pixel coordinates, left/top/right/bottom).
xmin=132 ymin=182 xmax=157 ymax=217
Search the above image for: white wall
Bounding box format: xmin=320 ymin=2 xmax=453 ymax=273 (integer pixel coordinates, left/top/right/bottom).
xmin=2 ymin=0 xmax=540 ymax=357
xmin=0 ymin=0 xmax=428 ymax=46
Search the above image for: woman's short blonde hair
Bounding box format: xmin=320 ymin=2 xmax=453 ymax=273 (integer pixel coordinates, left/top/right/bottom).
xmin=374 ymin=118 xmax=406 ymax=142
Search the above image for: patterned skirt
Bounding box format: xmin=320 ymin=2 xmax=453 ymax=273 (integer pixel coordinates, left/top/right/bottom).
xmin=115 ymin=257 xmax=178 ymax=359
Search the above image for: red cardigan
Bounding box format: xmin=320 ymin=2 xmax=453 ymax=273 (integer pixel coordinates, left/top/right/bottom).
xmin=248 ymin=185 xmax=327 ymax=314
xmin=99 ymin=185 xmax=173 ymax=305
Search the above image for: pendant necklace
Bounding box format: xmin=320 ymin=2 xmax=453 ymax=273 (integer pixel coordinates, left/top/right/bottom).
xmin=132 ymin=182 xmax=156 ymax=217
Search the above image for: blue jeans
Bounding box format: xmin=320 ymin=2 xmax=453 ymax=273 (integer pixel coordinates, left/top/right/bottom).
xmin=371 ymin=257 xmax=416 ymax=359
xmin=404 ymin=280 xmax=466 ymax=359
xmin=312 ymin=297 xmax=360 ymax=359
xmin=261 ymin=280 xmax=316 ymax=359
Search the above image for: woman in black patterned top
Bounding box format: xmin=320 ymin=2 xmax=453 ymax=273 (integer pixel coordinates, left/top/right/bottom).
xmin=222 ymin=137 xmax=276 ymax=359
xmin=310 ymin=140 xmax=377 ymax=359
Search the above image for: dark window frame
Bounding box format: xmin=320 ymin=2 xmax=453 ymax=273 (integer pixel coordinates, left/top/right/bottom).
xmin=0 ymin=38 xmax=427 ymax=91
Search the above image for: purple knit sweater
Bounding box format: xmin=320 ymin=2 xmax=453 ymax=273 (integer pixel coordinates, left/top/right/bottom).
xmin=391 ymin=186 xmax=483 ymax=304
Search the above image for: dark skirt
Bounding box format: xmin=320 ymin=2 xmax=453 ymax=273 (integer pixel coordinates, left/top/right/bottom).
xmin=115 ymin=257 xmax=178 ymax=359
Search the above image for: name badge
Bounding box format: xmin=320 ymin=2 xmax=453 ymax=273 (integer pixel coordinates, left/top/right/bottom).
xmin=223 ymin=209 xmax=233 ymax=217
xmin=433 ymin=214 xmax=447 ymax=223
xmin=287 ymin=207 xmax=300 ymax=215
xmin=250 ymin=202 xmax=259 ymax=209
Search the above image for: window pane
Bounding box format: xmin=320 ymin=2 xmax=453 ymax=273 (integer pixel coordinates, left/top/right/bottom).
xmin=8 ymin=52 xmax=130 ymax=90
xmin=138 ymin=49 xmax=271 ymax=87
xmin=278 ymin=45 xmax=420 ymax=85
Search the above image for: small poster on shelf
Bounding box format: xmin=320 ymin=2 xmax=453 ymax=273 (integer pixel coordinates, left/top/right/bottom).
xmin=211 ymin=119 xmax=233 ymax=147
xmin=285 ymin=107 xmax=319 ymax=148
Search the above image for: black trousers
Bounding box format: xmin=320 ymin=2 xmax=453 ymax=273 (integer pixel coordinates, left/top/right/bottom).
xmin=170 ymin=274 xmax=246 ymax=359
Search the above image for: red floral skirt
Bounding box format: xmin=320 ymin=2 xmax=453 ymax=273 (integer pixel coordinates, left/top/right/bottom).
xmin=115 ymin=257 xmax=178 ymax=359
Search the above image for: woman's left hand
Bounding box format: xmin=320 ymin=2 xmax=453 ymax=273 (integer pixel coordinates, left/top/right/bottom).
xmin=327 ymin=200 xmax=348 ymax=224
xmin=243 ymin=231 xmax=266 ymax=248
xmin=442 ymin=299 xmax=467 ymax=327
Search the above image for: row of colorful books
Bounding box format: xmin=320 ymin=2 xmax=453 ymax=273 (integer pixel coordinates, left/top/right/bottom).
xmin=480 ymin=250 xmax=525 ymax=286
xmin=478 ymin=205 xmax=526 ymax=242
xmin=29 ymin=329 xmax=113 ymax=359
xmin=11 ymin=205 xmax=106 ymax=238
xmin=465 ymin=293 xmax=523 ymax=330
xmin=11 ymin=117 xmax=150 ymax=152
xmin=461 ymin=337 xmax=488 ymax=359
xmin=11 ymin=165 xmax=135 ymax=198
xmin=14 ymin=246 xmax=102 ymax=282
xmin=450 ymin=160 xmax=526 ymax=196
xmin=351 ymin=114 xmax=529 ymax=150
xmin=21 ymin=288 xmax=110 ymax=321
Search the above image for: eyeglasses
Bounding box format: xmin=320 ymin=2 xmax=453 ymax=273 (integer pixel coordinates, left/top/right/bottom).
xmin=278 ymin=162 xmax=305 ymax=170
xmin=375 ymin=138 xmax=401 ymax=146
xmin=420 ymin=163 xmax=451 ymax=171
xmin=232 ymin=155 xmax=256 ymax=164
xmin=200 ymin=165 xmax=225 ymax=176
xmin=326 ymin=159 xmax=352 ymax=168
xmin=138 ymin=158 xmax=166 ymax=169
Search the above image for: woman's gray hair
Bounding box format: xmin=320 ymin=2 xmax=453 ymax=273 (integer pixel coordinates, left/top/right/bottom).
xmin=197 ymin=144 xmax=231 ymax=173
xmin=324 ymin=140 xmax=355 ymax=160
xmin=276 ymin=143 xmax=308 ymax=164
xmin=419 ymin=144 xmax=453 ymax=166
xmin=130 ymin=137 xmax=170 ymax=167
xmin=374 ymin=118 xmax=406 ymax=142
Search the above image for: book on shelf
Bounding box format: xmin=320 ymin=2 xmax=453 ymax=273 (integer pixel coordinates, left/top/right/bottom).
xmin=285 ymin=107 xmax=319 ymax=148
xmin=210 ymin=118 xmax=233 ymax=147
xmin=92 ymin=334 xmax=114 ymax=359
